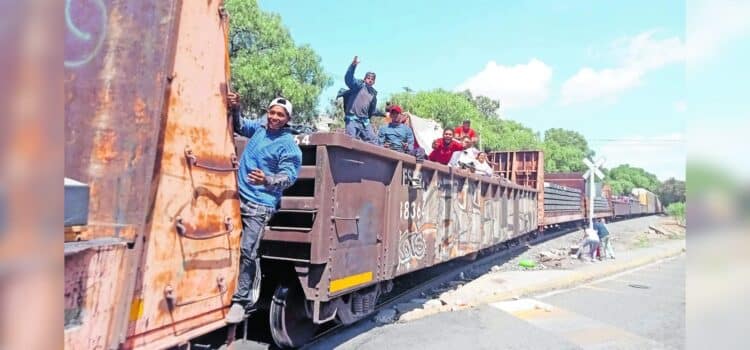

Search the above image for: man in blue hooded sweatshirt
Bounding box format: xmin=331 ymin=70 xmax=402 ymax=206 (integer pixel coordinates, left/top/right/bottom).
xmin=225 ymin=92 xmax=302 ymax=323
xmin=338 ymin=55 xmax=383 ymax=143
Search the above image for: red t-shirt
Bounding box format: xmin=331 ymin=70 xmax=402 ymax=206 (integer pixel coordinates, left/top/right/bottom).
xmin=454 ymin=126 xmax=476 ymax=139
xmin=429 ymin=140 xmax=464 ymax=165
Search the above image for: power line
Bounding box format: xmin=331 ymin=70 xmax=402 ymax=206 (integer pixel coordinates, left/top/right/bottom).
xmin=587 ymin=139 xmax=684 ymax=143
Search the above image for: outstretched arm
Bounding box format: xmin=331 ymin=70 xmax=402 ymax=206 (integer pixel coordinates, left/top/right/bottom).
xmin=228 ymin=92 xmax=260 ymax=138
xmin=345 ymin=56 xmax=362 ymax=89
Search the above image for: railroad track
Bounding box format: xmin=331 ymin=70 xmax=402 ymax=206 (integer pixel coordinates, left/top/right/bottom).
xmin=213 ymin=225 xmax=581 ymax=349
xmin=298 ymin=225 xmax=580 ymax=349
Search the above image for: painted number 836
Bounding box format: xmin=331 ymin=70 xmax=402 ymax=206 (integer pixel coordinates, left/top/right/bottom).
xmin=399 ymin=201 xmax=422 ymax=220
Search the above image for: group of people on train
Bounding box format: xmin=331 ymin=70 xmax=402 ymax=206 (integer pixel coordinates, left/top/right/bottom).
xmin=222 ymin=55 xmax=498 ymax=323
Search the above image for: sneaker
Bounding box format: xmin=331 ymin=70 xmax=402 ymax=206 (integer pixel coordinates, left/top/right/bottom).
xmin=225 ymin=303 xmax=246 ymax=324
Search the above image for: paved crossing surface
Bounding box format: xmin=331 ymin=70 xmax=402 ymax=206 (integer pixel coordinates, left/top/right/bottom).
xmin=317 ymin=255 xmax=685 ymax=350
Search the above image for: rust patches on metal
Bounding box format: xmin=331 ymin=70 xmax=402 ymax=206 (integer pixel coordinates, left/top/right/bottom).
xmin=133 ymin=97 xmax=148 ymax=125
xmin=93 ymin=129 xmax=118 ymax=163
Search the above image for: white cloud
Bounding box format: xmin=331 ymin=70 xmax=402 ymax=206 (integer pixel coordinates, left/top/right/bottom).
xmin=596 ymin=133 xmax=686 ymax=181
xmin=561 ymin=30 xmax=685 ymax=105
xmin=616 ymin=30 xmax=685 ymax=70
xmin=455 ymin=59 xmax=553 ymax=110
xmin=560 ymin=67 xmax=642 ymax=105
xmin=688 ymin=0 xmax=750 ymax=66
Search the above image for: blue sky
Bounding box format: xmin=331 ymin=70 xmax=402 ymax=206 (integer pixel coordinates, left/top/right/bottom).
xmin=255 ymin=0 xmax=750 ymax=181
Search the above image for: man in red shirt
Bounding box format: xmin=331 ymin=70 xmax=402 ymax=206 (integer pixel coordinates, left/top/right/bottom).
xmin=429 ymin=129 xmax=464 ymax=165
xmin=454 ymin=120 xmax=478 ymax=145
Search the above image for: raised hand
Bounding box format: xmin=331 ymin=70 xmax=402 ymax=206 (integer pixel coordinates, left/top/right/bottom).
xmin=227 ymin=91 xmax=240 ymax=110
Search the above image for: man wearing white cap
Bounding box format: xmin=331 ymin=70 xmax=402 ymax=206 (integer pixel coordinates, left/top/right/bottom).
xmin=225 ymin=92 xmax=302 ymax=323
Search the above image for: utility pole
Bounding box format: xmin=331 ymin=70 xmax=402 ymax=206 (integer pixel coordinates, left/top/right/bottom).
xmin=582 ymin=157 xmax=605 ymax=229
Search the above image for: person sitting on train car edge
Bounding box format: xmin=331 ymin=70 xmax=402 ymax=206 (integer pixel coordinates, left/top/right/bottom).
xmin=454 ymin=119 xmax=478 ymax=145
xmin=428 ymin=128 xmax=463 ymax=165
xmin=226 ymin=92 xmax=302 ymax=324
xmin=378 ymin=105 xmax=426 ymax=188
xmin=448 ymin=136 xmax=480 ymax=168
xmin=474 ymin=152 xmax=494 ymax=177
xmin=337 ymin=55 xmax=384 ymax=144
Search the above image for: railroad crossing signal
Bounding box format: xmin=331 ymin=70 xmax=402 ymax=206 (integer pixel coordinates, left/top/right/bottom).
xmin=582 ymin=157 xmax=605 ymax=228
xmin=582 ymin=158 xmax=605 ymax=180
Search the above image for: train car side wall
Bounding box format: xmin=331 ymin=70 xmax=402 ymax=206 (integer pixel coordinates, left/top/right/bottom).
xmin=261 ymin=134 xmax=538 ymax=303
xmin=64 ymin=1 xmax=181 ymax=348
xmin=65 ymin=1 xmax=242 ymax=349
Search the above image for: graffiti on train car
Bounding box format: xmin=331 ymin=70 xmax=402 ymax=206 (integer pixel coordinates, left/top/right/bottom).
xmin=65 ymin=0 xmax=108 ymax=68
xmin=395 ymin=170 xmax=538 ymax=272
xmin=480 ymin=189 xmax=500 ymax=244
xmin=401 ymin=168 xmax=425 ymax=188
xmin=398 ymin=229 xmax=427 ymax=264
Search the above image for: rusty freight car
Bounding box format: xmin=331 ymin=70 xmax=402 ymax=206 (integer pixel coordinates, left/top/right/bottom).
xmin=254 ymin=134 xmax=538 ymax=347
xmin=545 ymin=172 xmax=612 ymax=220
xmin=488 ymin=151 xmax=597 ymax=228
xmin=63 ymin=1 xmax=539 ymax=348
xmin=64 ymin=2 xmax=662 ymax=349
xmin=65 ymin=1 xmax=241 ymax=349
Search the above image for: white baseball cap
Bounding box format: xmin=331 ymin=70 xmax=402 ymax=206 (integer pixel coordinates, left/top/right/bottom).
xmin=268 ymin=97 xmax=293 ymax=119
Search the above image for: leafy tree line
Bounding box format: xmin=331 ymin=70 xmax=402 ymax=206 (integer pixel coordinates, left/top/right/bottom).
xmin=226 ymin=0 xmax=683 ymax=203
xmin=226 ymin=0 xmax=331 ymax=124
xmin=389 ymin=89 xmax=542 ymax=151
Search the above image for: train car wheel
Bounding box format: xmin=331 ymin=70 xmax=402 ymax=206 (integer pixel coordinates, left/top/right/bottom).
xmin=269 ymin=284 xmax=318 ymax=348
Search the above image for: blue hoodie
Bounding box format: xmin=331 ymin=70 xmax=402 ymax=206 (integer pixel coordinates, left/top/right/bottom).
xmin=234 ymin=112 xmax=302 ymax=209
xmin=593 ymin=221 xmax=610 ymax=238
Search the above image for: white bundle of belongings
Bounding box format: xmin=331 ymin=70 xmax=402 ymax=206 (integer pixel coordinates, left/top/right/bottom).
xmin=404 ymin=113 xmax=444 ymax=154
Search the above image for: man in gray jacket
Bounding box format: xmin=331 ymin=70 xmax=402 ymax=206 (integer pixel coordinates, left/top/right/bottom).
xmin=338 ymin=55 xmax=383 ymax=143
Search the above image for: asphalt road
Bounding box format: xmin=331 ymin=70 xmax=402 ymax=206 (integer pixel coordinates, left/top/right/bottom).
xmin=316 ymin=255 xmax=685 ymax=350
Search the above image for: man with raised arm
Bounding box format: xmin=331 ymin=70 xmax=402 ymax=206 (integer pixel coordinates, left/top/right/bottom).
xmin=338 ymin=55 xmax=382 ymax=143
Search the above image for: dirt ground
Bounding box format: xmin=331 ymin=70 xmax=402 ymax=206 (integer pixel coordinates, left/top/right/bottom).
xmin=494 ymin=215 xmax=686 ymax=272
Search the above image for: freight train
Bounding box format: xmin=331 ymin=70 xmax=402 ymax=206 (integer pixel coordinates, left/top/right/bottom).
xmin=63 ymin=2 xmax=661 ymax=349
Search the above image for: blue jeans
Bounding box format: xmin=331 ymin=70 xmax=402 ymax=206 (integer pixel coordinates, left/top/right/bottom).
xmin=599 ymin=236 xmax=615 ymax=258
xmin=231 ymin=200 xmax=275 ymax=307
xmin=344 ymin=115 xmax=378 ymax=144
xmin=578 ymin=238 xmax=600 ymax=260
xmin=412 ymin=147 xmax=426 ymax=163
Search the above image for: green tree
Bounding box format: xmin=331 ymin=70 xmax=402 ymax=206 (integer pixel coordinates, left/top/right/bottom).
xmin=542 ymin=128 xmax=594 ymax=173
xmin=458 ymin=90 xmax=501 ymax=119
xmin=324 ymin=97 xmax=345 ymax=130
xmin=666 ymin=202 xmax=686 ymax=225
xmin=389 ymin=89 xmax=540 ymax=151
xmin=606 ymin=164 xmax=661 ymax=195
xmin=226 ymin=0 xmax=332 ymax=124
xmin=657 ymin=178 xmax=686 ymax=206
